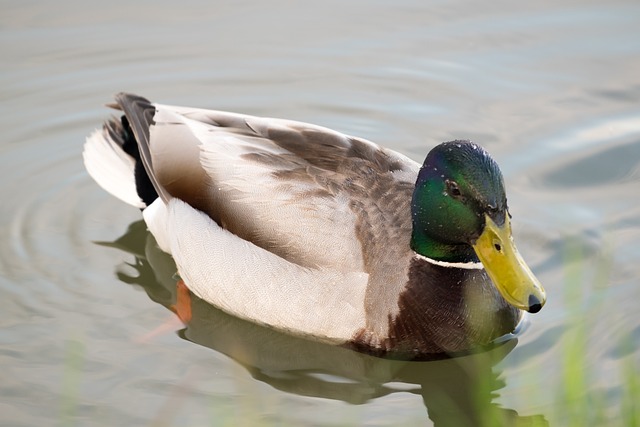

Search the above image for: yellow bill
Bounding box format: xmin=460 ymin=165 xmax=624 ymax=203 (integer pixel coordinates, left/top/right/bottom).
xmin=472 ymin=213 xmax=546 ymax=313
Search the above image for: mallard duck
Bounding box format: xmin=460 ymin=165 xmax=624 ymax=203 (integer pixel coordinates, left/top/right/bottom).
xmin=83 ymin=93 xmax=546 ymax=357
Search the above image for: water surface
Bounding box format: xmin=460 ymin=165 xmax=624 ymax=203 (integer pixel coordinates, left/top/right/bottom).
xmin=2 ymin=1 xmax=640 ymax=425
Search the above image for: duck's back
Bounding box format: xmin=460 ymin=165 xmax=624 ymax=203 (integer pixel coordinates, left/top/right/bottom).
xmin=110 ymin=94 xmax=419 ymax=272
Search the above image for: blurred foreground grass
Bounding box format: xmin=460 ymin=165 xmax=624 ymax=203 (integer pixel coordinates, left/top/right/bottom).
xmin=555 ymin=238 xmax=639 ymax=427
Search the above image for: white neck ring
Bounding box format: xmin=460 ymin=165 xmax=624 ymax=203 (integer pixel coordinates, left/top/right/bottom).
xmin=414 ymin=252 xmax=484 ymax=270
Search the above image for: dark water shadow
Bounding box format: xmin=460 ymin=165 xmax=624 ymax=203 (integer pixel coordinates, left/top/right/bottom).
xmin=538 ymin=137 xmax=640 ymax=188
xmin=99 ymin=221 xmax=548 ymax=426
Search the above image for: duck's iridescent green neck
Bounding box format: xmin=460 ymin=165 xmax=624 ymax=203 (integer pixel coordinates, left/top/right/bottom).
xmin=410 ymin=140 xmax=507 ymax=263
xmin=410 ymin=228 xmax=479 ymax=263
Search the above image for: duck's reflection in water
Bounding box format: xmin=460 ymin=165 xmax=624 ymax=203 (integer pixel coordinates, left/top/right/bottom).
xmin=101 ymin=221 xmax=547 ymax=426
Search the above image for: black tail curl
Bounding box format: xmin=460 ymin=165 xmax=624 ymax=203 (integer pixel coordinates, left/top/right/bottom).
xmin=119 ymin=115 xmax=159 ymax=207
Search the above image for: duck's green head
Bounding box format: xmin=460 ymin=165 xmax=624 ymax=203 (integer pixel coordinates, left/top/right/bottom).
xmin=411 ymin=140 xmax=546 ymax=313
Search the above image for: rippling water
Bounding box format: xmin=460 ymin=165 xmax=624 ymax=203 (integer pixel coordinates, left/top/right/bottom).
xmin=2 ymin=1 xmax=640 ymax=425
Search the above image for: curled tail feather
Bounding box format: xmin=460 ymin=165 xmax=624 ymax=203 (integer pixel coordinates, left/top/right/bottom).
xmin=83 ymin=100 xmax=159 ymax=208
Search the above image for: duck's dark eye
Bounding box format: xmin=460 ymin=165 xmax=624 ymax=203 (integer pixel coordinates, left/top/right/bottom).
xmin=445 ymin=180 xmax=462 ymax=197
